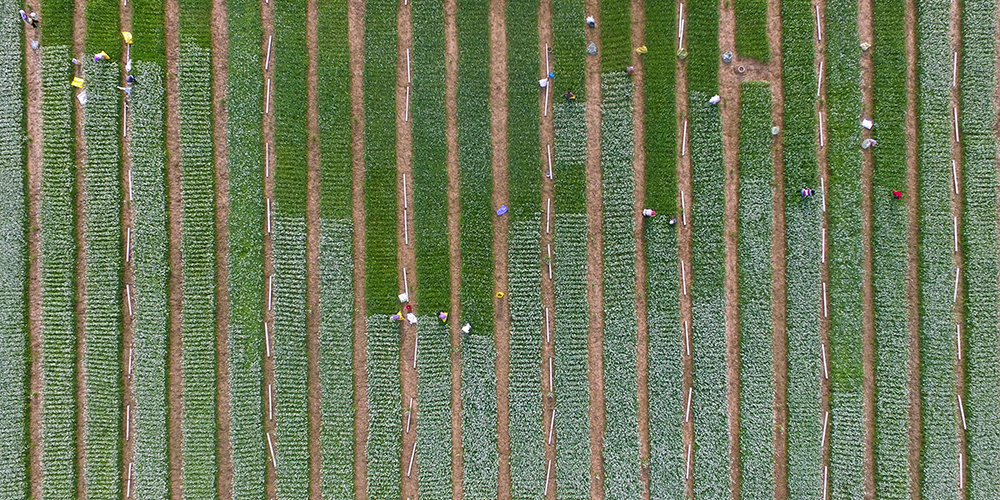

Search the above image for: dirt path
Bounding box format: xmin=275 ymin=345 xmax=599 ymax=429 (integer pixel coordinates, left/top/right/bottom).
xmin=950 ymin=0 xmax=967 ymax=493
xmin=535 ymin=0 xmax=557 ymax=498
xmin=72 ymin=0 xmax=88 ymax=493
xmin=163 ymin=0 xmax=186 ymax=494
xmin=23 ymin=4 xmax=43 ymax=497
xmin=208 ymin=0 xmax=233 ymax=495
xmin=396 ymin=1 xmax=418 ymax=497
xmin=346 ymin=0 xmax=367 ymax=496
xmin=442 ymin=0 xmax=464 ymax=496
xmin=629 ymin=0 xmax=649 ymax=497
xmin=857 ymin=0 xmax=877 ymax=496
xmin=488 ymin=0 xmax=512 ymax=496
xmin=716 ymin=3 xmax=743 ymax=497
xmin=304 ymin=0 xmax=323 ymax=495
xmin=765 ymin=0 xmax=788 ymax=496
xmin=674 ymin=1 xmax=693 ymax=496
xmin=581 ymin=1 xmax=605 ymax=498
xmin=120 ymin=0 xmax=137 ymax=495
xmin=903 ymin=0 xmax=922 ymax=495
xmin=258 ymin=0 xmax=277 ymax=495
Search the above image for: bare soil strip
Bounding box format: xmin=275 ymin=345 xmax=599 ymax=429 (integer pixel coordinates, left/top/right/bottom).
xmin=717 ymin=4 xmax=743 ymax=498
xmin=674 ymin=2 xmax=694 ymax=496
xmin=535 ymin=0 xmax=557 ymax=498
xmin=305 ymin=0 xmax=323 ymax=495
xmin=857 ymin=0 xmax=877 ymax=496
xmin=442 ymin=0 xmax=465 ymax=496
xmin=163 ymin=0 xmax=186 ymax=494
xmin=120 ymin=0 xmax=137 ymax=494
xmin=950 ymin=0 xmax=967 ymax=493
xmin=488 ymin=0 xmax=512 ymax=496
xmin=259 ymin=0 xmax=277 ymax=495
xmin=346 ymin=0 xmax=368 ymax=496
xmin=396 ymin=1 xmax=418 ymax=498
xmin=582 ymin=1 xmax=605 ymax=498
xmin=24 ymin=3 xmax=44 ymax=496
xmin=209 ymin=0 xmax=234 ymax=495
xmin=630 ymin=0 xmax=649 ymax=497
xmin=72 ymin=0 xmax=88 ymax=493
xmin=903 ymin=0 xmax=922 ymax=495
xmin=766 ymin=0 xmax=789 ymax=496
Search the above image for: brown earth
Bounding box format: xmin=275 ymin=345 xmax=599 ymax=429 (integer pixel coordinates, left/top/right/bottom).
xmin=951 ymin=0 xmax=967 ymax=493
xmin=346 ymin=0 xmax=368 ymax=497
xmin=535 ymin=0 xmax=557 ymax=498
xmin=259 ymin=0 xmax=277 ymax=496
xmin=395 ymin=0 xmax=419 ymax=497
xmin=23 ymin=2 xmax=43 ymax=497
xmin=488 ymin=0 xmax=512 ymax=496
xmin=119 ymin=0 xmax=136 ymax=495
xmin=629 ymin=0 xmax=649 ymax=497
xmin=72 ymin=0 xmax=88 ymax=493
xmin=441 ymin=0 xmax=465 ymax=496
xmin=209 ymin=0 xmax=234 ymax=495
xmin=163 ymin=0 xmax=186 ymax=494
xmin=765 ymin=0 xmax=789 ymax=496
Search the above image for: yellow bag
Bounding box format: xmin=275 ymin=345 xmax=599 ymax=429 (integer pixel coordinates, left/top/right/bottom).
xmin=635 ymin=45 xmax=648 ymax=54
xmin=121 ymin=31 xmax=133 ymax=44
xmin=71 ymin=77 xmax=84 ymax=88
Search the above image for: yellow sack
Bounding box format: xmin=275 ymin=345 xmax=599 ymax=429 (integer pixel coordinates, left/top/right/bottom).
xmin=635 ymin=45 xmax=648 ymax=54
xmin=121 ymin=31 xmax=133 ymax=44
xmin=71 ymin=77 xmax=84 ymax=88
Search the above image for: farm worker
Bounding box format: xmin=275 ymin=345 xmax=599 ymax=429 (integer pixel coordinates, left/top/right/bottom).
xmin=126 ymin=74 xmax=137 ymax=84
xmin=462 ymin=323 xmax=471 ymax=334
xmin=626 ymin=66 xmax=634 ymax=75
xmin=18 ymin=10 xmax=27 ymax=23
xmin=635 ymin=45 xmax=648 ymax=54
xmin=709 ymin=95 xmax=721 ymax=105
xmin=642 ymin=208 xmax=656 ymax=217
xmin=564 ymin=91 xmax=576 ymax=100
xmin=438 ymin=312 xmax=448 ymax=323
xmin=94 ymin=51 xmax=110 ymax=62
xmin=892 ymin=190 xmax=902 ymax=200
xmin=801 ymin=188 xmax=813 ymax=197
xmin=668 ymin=217 xmax=677 ymax=226
xmin=391 ymin=312 xmax=402 ymax=322
xmin=28 ymin=11 xmax=37 ymax=27
xmin=586 ymin=15 xmax=595 ymax=28
xmin=406 ymin=313 xmax=418 ymax=325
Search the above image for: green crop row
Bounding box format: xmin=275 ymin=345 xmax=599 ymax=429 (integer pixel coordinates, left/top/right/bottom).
xmin=82 ymin=60 xmax=123 ymax=500
xmin=130 ymin=0 xmax=165 ymax=64
xmin=736 ymin=81 xmax=773 ymax=500
xmin=366 ymin=315 xmax=400 ymax=500
xmin=870 ymin=0 xmax=910 ymax=496
xmin=273 ymin=0 xmax=308 ymax=218
xmin=686 ymin=0 xmax=718 ymax=95
xmin=412 ymin=0 xmax=451 ymax=314
xmin=779 ymin=0 xmax=821 ymax=496
xmin=363 ymin=0 xmax=398 ymax=313
xmin=417 ymin=318 xmax=452 ymax=497
xmin=177 ymin=43 xmax=218 ymax=499
xmin=916 ymin=0 xmax=960 ymax=496
xmin=38 ymin=0 xmax=73 ymax=48
xmin=0 ymin=1 xmax=26 ymax=496
xmin=506 ymin=0 xmax=540 ymax=221
xmin=551 ymin=0 xmax=585 ymax=102
xmin=225 ymin=0 xmax=265 ymax=495
xmin=825 ymin=0 xmax=864 ymax=496
xmin=960 ymin=0 xmax=1000 ymax=495
xmin=317 ymin=0 xmax=355 ymax=495
xmin=643 ymin=2 xmax=682 ymax=497
xmin=688 ymin=94 xmax=728 ymax=500
xmin=599 ymin=0 xmax=631 ymax=72
xmin=177 ymin=0 xmax=211 ymax=48
xmin=734 ymin=0 xmax=769 ymax=62
xmin=600 ymin=71 xmax=641 ymax=499
xmin=552 ymin=215 xmax=589 ymax=500
xmin=39 ymin=46 xmax=78 ymax=500
xmin=508 ymin=218 xmax=544 ymax=500
xmin=455 ymin=0 xmax=496 ymax=496
xmin=84 ymin=0 xmax=118 ymax=56
xmin=129 ymin=60 xmax=171 ymax=500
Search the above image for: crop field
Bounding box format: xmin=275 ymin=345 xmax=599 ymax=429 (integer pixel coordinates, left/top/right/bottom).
xmin=8 ymin=0 xmax=1000 ymax=498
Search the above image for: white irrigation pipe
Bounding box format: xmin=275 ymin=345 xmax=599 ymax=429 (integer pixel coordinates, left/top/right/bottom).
xmin=265 ymin=143 xmax=270 ymax=177
xmin=681 ymin=190 xmax=687 ymax=226
xmin=544 ymin=86 xmax=549 ymax=117
xmin=954 ymin=216 xmax=959 ymax=253
xmin=685 ymin=387 xmax=692 ymax=422
xmin=957 ymin=324 xmax=962 ymax=360
xmin=405 ymin=86 xmax=410 ymax=122
xmin=402 ymin=173 xmax=408 ymax=208
xmin=823 ymin=466 xmax=829 ymax=500
xmin=407 ymin=398 xmax=413 ymax=433
xmin=126 ymin=227 xmax=132 ymax=263
xmin=128 ymin=346 xmax=134 ymax=376
xmin=267 ymin=433 xmax=276 ymax=467
xmin=686 ymin=444 xmax=692 ymax=479
xmin=816 ymin=61 xmax=823 ymax=98
xmin=821 ymin=343 xmax=829 ymax=379
xmin=128 ymin=169 xmax=133 ymax=201
xmin=265 ymin=78 xmax=271 ymax=114
xmin=820 ymin=411 xmax=829 ymax=448
xmin=406 ymin=48 xmax=411 ymax=83
xmin=546 ymin=198 xmax=551 ymax=234
xmin=681 ymin=261 xmax=687 ymax=296
xmin=953 ymin=52 xmax=958 ymax=88
xmin=413 ymin=332 xmax=418 ymax=369
xmin=822 ymin=282 xmax=828 ymax=318
xmin=404 ymin=267 xmax=410 ymax=297
xmin=269 ymin=275 xmax=274 ymax=310
xmin=954 ymin=107 xmax=961 ymax=142
xmin=819 ymin=111 xmax=825 ymax=148
xmin=126 ymin=284 xmax=133 ymax=317
xmin=958 ymin=393 xmax=967 ymax=430
xmin=544 ymin=459 xmax=552 ymax=495
xmin=404 ymin=210 xmax=409 ymax=245
xmin=265 ymin=323 xmax=271 ymax=357
xmin=815 ymin=5 xmax=822 ymax=41
xmin=265 ymin=36 xmax=272 ymax=70
xmin=681 ymin=120 xmax=688 ymax=156
xmin=545 ymin=307 xmax=551 ymax=343
xmin=548 ymin=357 xmax=553 ymax=389
xmin=407 ymin=441 xmax=417 ymax=477
xmin=954 ymin=268 xmax=960 ymax=303
xmin=548 ymin=408 xmax=555 ymax=444
xmin=267 ymin=198 xmax=272 ymax=233
xmin=684 ymin=321 xmax=690 ymax=356
xmin=126 ymin=404 xmax=131 ymax=441
xmin=269 ymin=383 xmax=274 ymax=420
xmin=127 ymin=462 xmax=133 ymax=497
xmin=677 ymin=4 xmax=684 ymax=41
xmin=952 ymin=159 xmax=959 ymax=194
xmin=123 ymin=102 xmax=128 ymax=138
xmin=821 ymin=227 xmax=826 ymax=263
xmin=547 ymin=145 xmax=553 ymax=179
xmin=959 ymin=453 xmax=964 ymax=490
xmin=820 ymin=176 xmax=826 ymax=212
xmin=545 ymin=44 xmax=550 ymax=75
xmin=547 ymin=244 xmax=552 ymax=280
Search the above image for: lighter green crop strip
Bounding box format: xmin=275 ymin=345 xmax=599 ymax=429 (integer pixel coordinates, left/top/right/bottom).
xmin=0 ymin=0 xmax=26 ymax=495
xmin=129 ymin=61 xmax=170 ymax=500
xmin=736 ymin=82 xmax=774 ymax=500
xmin=417 ymin=319 xmax=452 ymax=498
xmin=599 ymin=0 xmax=631 ymax=72
xmin=366 ymin=315 xmax=401 ymax=500
xmin=734 ymin=0 xmax=769 ymax=62
xmin=960 ymin=0 xmax=1000 ymax=496
xmin=225 ymin=0 xmax=266 ymax=494
xmin=824 ymin=0 xmax=864 ymax=495
xmin=916 ymin=0 xmax=960 ymax=496
xmin=600 ymin=71 xmax=641 ymax=499
xmin=871 ymin=0 xmax=911 ymax=495
xmin=39 ymin=46 xmax=78 ymax=500
xmin=177 ymin=43 xmax=218 ymax=499
xmin=780 ymin=0 xmax=821 ymax=496
xmin=455 ymin=0 xmax=497 ymax=496
xmin=82 ymin=61 xmax=123 ymax=500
